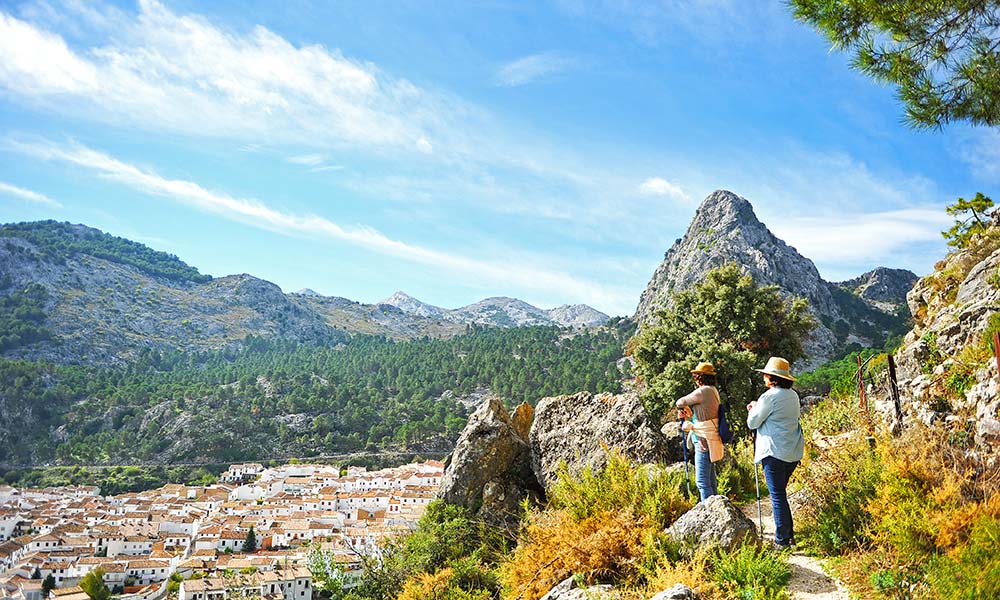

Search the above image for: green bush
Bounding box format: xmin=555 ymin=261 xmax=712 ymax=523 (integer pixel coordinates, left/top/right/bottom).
xmin=799 ymin=435 xmax=882 ymax=555
xmin=547 ymin=450 xmax=691 ymax=530
xmin=802 ymin=396 xmax=857 ymax=437
xmin=716 ymin=436 xmax=759 ymax=502
xmin=926 ymin=516 xmax=1000 ymax=599
xmin=712 ymin=542 xmax=791 ymax=600
xmin=352 ymin=501 xmax=508 ymax=600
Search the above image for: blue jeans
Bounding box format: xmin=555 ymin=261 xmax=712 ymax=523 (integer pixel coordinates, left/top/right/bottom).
xmin=762 ymin=456 xmax=799 ymax=545
xmin=694 ymin=447 xmax=718 ymax=501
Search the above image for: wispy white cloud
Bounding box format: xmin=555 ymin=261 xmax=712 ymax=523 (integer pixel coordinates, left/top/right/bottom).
xmin=0 ymin=181 xmax=62 ymax=207
xmin=494 ymin=52 xmax=578 ymax=87
xmin=770 ymin=208 xmax=951 ymax=271
xmin=287 ymin=154 xmax=327 ymax=167
xmin=0 ymin=11 xmax=98 ymax=94
xmin=0 ymin=1 xmax=443 ymax=154
xmin=638 ymin=176 xmax=689 ymax=201
xmin=13 ymin=139 xmax=636 ymax=312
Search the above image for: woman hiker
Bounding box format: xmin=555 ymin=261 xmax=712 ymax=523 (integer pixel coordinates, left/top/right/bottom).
xmin=747 ymin=356 xmax=805 ymax=549
xmin=676 ymin=362 xmax=724 ymax=501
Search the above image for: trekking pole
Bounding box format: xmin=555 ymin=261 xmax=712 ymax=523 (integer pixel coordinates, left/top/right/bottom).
xmin=752 ymin=432 xmax=763 ymax=539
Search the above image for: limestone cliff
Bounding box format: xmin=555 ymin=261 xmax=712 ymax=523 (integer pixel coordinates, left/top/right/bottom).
xmin=894 ymin=210 xmax=1000 ymax=454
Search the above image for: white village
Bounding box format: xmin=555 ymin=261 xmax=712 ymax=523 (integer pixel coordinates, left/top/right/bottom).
xmin=0 ymin=461 xmax=443 ymax=600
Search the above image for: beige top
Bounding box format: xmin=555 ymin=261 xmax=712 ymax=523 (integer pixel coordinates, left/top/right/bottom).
xmin=676 ymin=386 xmax=724 ymax=462
xmin=676 ymin=385 xmax=720 ymax=421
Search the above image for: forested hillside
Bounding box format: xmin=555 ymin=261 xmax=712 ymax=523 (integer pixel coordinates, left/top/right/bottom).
xmin=0 ymin=323 xmax=631 ymax=466
xmin=1 ymin=220 xmax=211 ymax=283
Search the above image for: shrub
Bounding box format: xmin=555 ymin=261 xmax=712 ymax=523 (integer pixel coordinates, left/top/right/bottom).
xmin=354 ymin=501 xmax=508 ymax=600
xmin=545 ymin=451 xmax=691 ymax=530
xmin=501 ymin=508 xmax=646 ymax=600
xmin=712 ymin=542 xmax=791 ymax=600
xmin=716 ymin=436 xmax=759 ymax=502
xmin=925 ymin=515 xmax=1000 ymax=600
xmin=801 ymin=395 xmax=858 ymax=438
xmin=798 ymin=433 xmax=882 ymax=555
xmin=501 ymin=452 xmax=692 ymax=600
xmin=396 ymin=563 xmax=495 ymax=600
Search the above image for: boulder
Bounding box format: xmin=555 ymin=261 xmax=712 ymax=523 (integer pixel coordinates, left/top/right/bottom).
xmin=665 ymin=495 xmax=757 ymax=555
xmin=649 ymin=585 xmax=699 ymax=600
xmin=539 ymin=577 xmax=620 ymax=600
xmin=529 ymin=391 xmax=671 ymax=491
xmin=438 ymin=396 xmax=541 ymax=522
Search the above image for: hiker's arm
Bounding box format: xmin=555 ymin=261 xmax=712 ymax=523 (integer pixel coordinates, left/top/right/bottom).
xmin=746 ymin=393 xmax=772 ymax=430
xmin=676 ymin=388 xmax=703 ymax=408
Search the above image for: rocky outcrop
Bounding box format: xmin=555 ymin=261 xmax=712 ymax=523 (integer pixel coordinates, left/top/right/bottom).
xmin=649 ymin=585 xmax=699 ymax=600
xmin=894 ymin=224 xmax=1000 ymax=451
xmin=438 ymin=396 xmax=542 ymax=523
xmin=665 ymin=495 xmax=758 ymax=555
xmin=539 ymin=577 xmax=620 ymax=600
xmin=634 ymin=190 xmax=912 ymax=366
xmin=837 ymin=267 xmax=918 ymax=307
xmin=538 ymin=579 xmax=697 ymax=600
xmin=529 ymin=391 xmax=672 ymax=492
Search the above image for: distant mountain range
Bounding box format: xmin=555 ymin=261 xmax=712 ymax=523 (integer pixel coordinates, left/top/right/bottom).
xmin=0 ymin=221 xmax=609 ymax=366
xmin=635 ymin=190 xmax=916 ymax=365
xmin=379 ymin=291 xmax=610 ymax=329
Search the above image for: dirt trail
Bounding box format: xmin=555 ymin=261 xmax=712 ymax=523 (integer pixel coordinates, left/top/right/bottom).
xmin=742 ymin=499 xmax=851 ymax=600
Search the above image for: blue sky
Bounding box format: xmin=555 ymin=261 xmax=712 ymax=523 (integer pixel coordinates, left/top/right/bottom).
xmin=0 ymin=0 xmax=996 ymax=317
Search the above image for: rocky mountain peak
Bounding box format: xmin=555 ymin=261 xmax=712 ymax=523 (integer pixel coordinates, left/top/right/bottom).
xmin=294 ymin=288 xmax=321 ymax=296
xmin=689 ymin=189 xmax=761 ymax=231
xmin=378 ymin=291 xmax=446 ymax=319
xmin=634 ymin=190 xmax=912 ymax=366
xmin=635 ymin=189 xmax=832 ymax=325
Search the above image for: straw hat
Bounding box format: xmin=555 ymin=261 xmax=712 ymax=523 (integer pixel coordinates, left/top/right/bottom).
xmin=690 ymin=362 xmax=716 ymax=376
xmin=756 ymin=356 xmax=796 ymax=382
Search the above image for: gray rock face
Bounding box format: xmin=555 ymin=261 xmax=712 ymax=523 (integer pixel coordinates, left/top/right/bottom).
xmin=529 ymin=391 xmax=670 ymax=491
xmin=665 ymin=494 xmax=758 ymax=555
xmin=649 ymin=585 xmax=699 ymax=600
xmin=438 ymin=396 xmax=541 ymax=521
xmin=837 ymin=267 xmax=918 ymax=305
xmin=895 ymin=241 xmax=1000 ymax=452
xmin=378 ymin=291 xmax=447 ymax=319
xmin=539 ymin=577 xmax=620 ymax=600
xmin=546 ymin=304 xmax=611 ymax=327
xmin=633 ymin=190 xmax=910 ymax=366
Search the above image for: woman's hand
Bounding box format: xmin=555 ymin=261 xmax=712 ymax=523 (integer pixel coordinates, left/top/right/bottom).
xmin=677 ymin=406 xmax=692 ymax=420
xmin=746 ymin=401 xmax=757 ymax=412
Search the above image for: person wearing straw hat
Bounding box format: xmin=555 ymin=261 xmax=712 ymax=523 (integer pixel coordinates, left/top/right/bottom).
xmin=676 ymin=361 xmax=724 ymax=501
xmin=747 ymin=356 xmax=805 ymax=549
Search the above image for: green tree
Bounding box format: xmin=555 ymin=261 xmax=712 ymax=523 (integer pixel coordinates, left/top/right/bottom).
xmin=243 ymin=526 xmax=257 ymax=553
xmin=31 ymin=568 xmax=41 ymax=580
xmin=943 ymin=192 xmax=995 ymax=247
xmin=628 ymin=263 xmax=815 ymax=428
xmin=42 ymin=574 xmax=56 ymax=598
xmin=80 ymin=568 xmax=111 ymax=600
xmin=790 ymin=0 xmax=1000 ymax=128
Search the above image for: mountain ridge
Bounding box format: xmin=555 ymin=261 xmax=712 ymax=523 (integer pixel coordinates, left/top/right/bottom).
xmin=377 ymin=293 xmax=610 ymax=329
xmin=0 ymin=220 xmax=609 ymax=366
